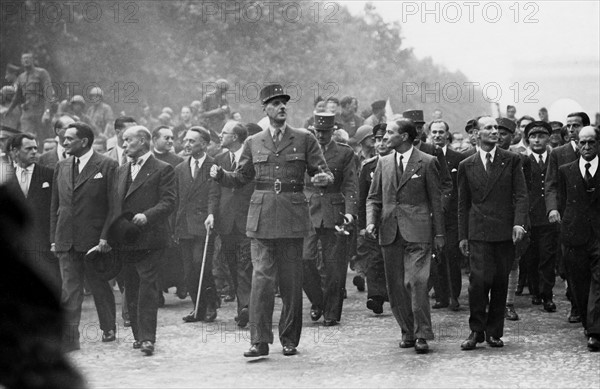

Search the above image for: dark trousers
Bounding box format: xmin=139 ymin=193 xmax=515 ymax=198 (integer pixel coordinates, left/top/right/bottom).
xmin=220 ymin=232 xmax=253 ymax=315
xmin=357 ymin=234 xmax=388 ymax=300
xmin=433 ymin=221 xmax=462 ymax=302
xmin=58 ymin=249 xmax=116 ymax=344
xmin=250 ymin=238 xmax=303 ymax=346
xmin=564 ymin=237 xmax=600 ymax=335
xmin=120 ymin=249 xmax=162 ymax=343
xmin=525 ymin=224 xmax=558 ymax=300
xmin=302 ymin=228 xmax=348 ymax=321
xmin=468 ymin=240 xmax=514 ymax=338
xmin=180 ymin=236 xmax=218 ymax=318
xmin=381 ymin=231 xmax=434 ymax=341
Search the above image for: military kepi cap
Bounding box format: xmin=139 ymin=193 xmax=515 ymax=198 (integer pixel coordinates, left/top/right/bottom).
xmin=524 ymin=121 xmax=552 ymax=138
xmin=314 ymin=113 xmax=336 ymax=130
xmin=402 ymin=109 xmax=425 ymax=124
xmin=496 ymin=118 xmax=516 ymax=134
xmin=260 ymin=84 xmax=290 ymax=105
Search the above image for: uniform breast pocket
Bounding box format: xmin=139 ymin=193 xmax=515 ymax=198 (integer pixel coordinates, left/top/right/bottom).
xmin=246 ymin=192 xmax=264 ymax=232
xmin=285 ymin=153 xmax=305 ymax=162
xmin=254 ymin=154 xmax=269 ymax=164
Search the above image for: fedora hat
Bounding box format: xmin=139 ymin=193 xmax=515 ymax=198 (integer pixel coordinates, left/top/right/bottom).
xmin=107 ymin=212 xmax=142 ymax=246
xmin=85 ymin=249 xmax=122 ymax=281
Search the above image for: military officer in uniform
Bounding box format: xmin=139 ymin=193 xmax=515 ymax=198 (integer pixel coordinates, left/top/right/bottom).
xmin=302 ymin=113 xmax=357 ymax=326
xmin=211 ymin=84 xmax=333 ymax=358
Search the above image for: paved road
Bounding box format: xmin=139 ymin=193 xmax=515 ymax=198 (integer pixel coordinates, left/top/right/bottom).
xmin=71 ymin=272 xmax=599 ymax=388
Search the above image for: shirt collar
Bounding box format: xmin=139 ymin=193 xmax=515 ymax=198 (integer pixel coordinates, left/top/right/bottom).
xmin=133 ymin=151 xmax=152 ymax=167
xmin=269 ymin=124 xmax=286 ymax=139
xmin=77 ymin=148 xmax=94 ymax=167
xmin=396 ymin=146 xmax=414 ymax=164
xmin=190 ymin=153 xmax=206 ymax=169
xmin=532 ymin=150 xmax=548 ymax=162
xmin=441 ymin=145 xmax=447 ymax=155
xmin=580 ymin=155 xmax=599 ymax=170
xmin=56 ymin=142 xmax=65 ymax=158
xmin=232 ymin=148 xmax=243 ymax=163
xmin=153 ymin=147 xmax=165 ymax=155
xmin=16 ymin=163 xmax=35 ymax=174
xmin=479 ymin=146 xmax=497 ymax=161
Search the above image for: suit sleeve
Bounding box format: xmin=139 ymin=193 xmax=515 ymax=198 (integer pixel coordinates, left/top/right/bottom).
xmin=100 ymin=159 xmax=119 ymax=240
xmin=208 ymin=162 xmax=220 ymax=216
xmin=426 ymin=157 xmax=445 ymax=237
xmin=366 ymin=159 xmax=383 ymax=227
xmin=305 ymin=131 xmax=332 ymax=179
xmin=457 ymin=160 xmax=470 ymax=242
xmin=49 ymin=165 xmax=60 ymax=244
xmin=143 ymin=164 xmax=176 ymax=225
xmin=545 ymin=151 xmax=559 ymax=212
xmin=357 ymin=163 xmax=370 ymax=230
xmin=220 ymin=138 xmax=256 ymax=187
xmin=511 ymin=155 xmax=529 ymax=228
xmin=342 ymin=148 xmax=357 ymax=216
xmin=557 ymin=166 xmax=567 ymax=216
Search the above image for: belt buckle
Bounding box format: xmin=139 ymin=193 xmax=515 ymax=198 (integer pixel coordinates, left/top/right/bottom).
xmin=274 ymin=179 xmax=282 ymax=194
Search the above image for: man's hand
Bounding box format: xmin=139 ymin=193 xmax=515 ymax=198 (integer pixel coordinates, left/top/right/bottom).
xmin=132 ymin=213 xmax=147 ymax=226
xmin=210 ymin=164 xmax=223 ymax=180
xmin=204 ymin=214 xmax=214 ymax=230
xmin=50 ymin=243 xmax=56 ymax=256
xmin=312 ymin=166 xmax=333 ymax=187
xmin=343 ymin=213 xmax=354 ymax=224
xmin=459 ymin=239 xmax=470 ymax=257
xmin=434 ymin=235 xmax=445 ymax=252
xmin=365 ymin=224 xmax=377 ymax=240
xmin=512 ymin=225 xmax=526 ymax=244
xmin=548 ymin=210 xmax=561 ymax=224
xmin=98 ymin=239 xmax=112 ymax=253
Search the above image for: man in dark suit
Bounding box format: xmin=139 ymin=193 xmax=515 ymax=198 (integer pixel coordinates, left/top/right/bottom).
xmin=105 ymin=116 xmax=137 ymax=166
xmin=357 ymin=124 xmax=391 ymax=314
xmin=5 ymin=133 xmax=59 ymax=295
xmin=366 ymin=118 xmax=445 ymax=354
xmin=215 ymin=122 xmax=254 ymax=327
xmin=38 ymin=115 xmax=75 ymax=169
xmin=545 ymin=111 xmax=591 ymax=323
xmin=174 ymin=127 xmax=220 ymax=324
xmin=522 ymin=121 xmax=558 ymax=312
xmin=458 ymin=116 xmax=528 ymax=350
xmin=551 ymin=126 xmax=600 ymax=351
xmin=110 ymin=125 xmax=176 ymax=356
xmin=211 ymin=84 xmax=333 ymax=357
xmin=302 ymin=113 xmax=357 ymax=327
xmin=50 ymin=122 xmax=118 ymax=351
xmin=430 ymin=120 xmax=466 ymax=311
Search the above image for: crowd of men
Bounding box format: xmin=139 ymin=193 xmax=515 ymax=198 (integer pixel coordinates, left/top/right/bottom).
xmin=2 ymin=54 xmax=600 ymax=359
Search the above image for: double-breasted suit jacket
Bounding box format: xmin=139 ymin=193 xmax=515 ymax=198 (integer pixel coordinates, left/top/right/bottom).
xmin=174 ymin=155 xmax=220 ymax=239
xmin=50 ymin=151 xmax=118 ymax=252
xmin=304 ymin=141 xmax=357 ymax=229
xmin=219 ymin=125 xmax=331 ymax=239
xmin=111 ymin=155 xmax=176 ymax=251
xmin=367 ymin=148 xmax=445 ymax=246
xmin=458 ymin=148 xmax=529 ymax=242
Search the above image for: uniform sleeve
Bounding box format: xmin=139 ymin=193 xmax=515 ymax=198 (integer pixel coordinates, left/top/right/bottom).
xmin=366 ymin=159 xmax=383 ymax=227
xmin=342 ymin=148 xmax=357 ymax=216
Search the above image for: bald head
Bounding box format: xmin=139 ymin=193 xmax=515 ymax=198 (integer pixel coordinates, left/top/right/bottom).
xmin=578 ymin=126 xmax=600 ymax=161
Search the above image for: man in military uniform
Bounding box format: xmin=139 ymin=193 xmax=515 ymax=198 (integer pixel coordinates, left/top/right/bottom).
xmin=303 ymin=113 xmax=357 ymax=326
xmin=357 ymin=123 xmax=391 ymax=314
xmin=200 ymin=79 xmax=230 ymax=134
xmin=211 ymin=84 xmax=333 ymax=358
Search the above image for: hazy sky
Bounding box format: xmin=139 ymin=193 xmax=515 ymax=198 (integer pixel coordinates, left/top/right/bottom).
xmin=345 ymin=0 xmax=600 ymax=119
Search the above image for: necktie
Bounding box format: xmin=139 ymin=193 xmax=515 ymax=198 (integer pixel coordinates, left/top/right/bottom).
xmin=584 ymin=162 xmax=592 ymax=187
xmin=396 ymin=154 xmax=404 ymax=185
xmin=538 ymin=154 xmax=544 ymax=170
xmin=192 ymin=159 xmax=199 ymax=179
xmin=485 ymin=153 xmax=492 ymax=176
xmin=121 ymin=150 xmax=127 ymax=166
xmin=230 ymin=152 xmax=236 ymax=170
xmin=131 ymin=158 xmax=141 ymax=181
xmin=20 ymin=168 xmax=29 ymax=196
xmin=273 ymin=128 xmax=281 ymax=148
xmin=73 ymin=157 xmax=80 ymax=184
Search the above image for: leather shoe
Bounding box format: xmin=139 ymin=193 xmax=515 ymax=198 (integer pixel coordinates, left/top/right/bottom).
xmin=205 ymin=306 xmax=217 ymax=323
xmin=353 ymin=275 xmax=365 ymax=292
xmin=176 ymin=288 xmax=188 ymax=300
xmin=282 ymin=345 xmax=297 ymax=356
xmin=414 ymin=338 xmax=429 ymax=354
xmin=432 ymin=301 xmax=449 ymax=309
xmin=244 ymin=343 xmax=269 ymax=357
xmin=504 ymin=304 xmax=519 ymax=321
xmin=323 ymin=319 xmax=338 ymax=326
xmin=543 ymin=300 xmax=557 ymax=312
xmin=587 ymin=337 xmax=600 ymax=351
xmin=224 ymin=294 xmax=235 ymax=302
xmin=531 ymin=296 xmax=542 ymax=305
xmin=140 ymin=341 xmax=154 ymax=356
xmin=310 ymin=306 xmax=323 ymax=322
xmin=486 ymin=336 xmax=504 ymax=347
xmin=449 ymin=298 xmax=460 ymax=311
xmin=182 ymin=312 xmax=203 ymax=323
xmin=102 ymin=329 xmax=116 ymax=343
xmin=237 ymin=307 xmax=249 ymax=328
xmin=568 ymin=306 xmax=581 ymax=323
xmin=461 ymin=331 xmax=484 ymax=350
xmin=133 ymin=340 xmax=142 ymax=349
xmin=399 ymin=339 xmax=416 ymax=348
xmin=366 ymin=298 xmax=383 ymax=314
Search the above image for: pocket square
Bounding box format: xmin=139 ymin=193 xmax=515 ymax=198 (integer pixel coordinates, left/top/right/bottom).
xmin=411 ymin=174 xmax=420 ymax=179
xmin=93 ymin=172 xmax=103 ymax=179
xmin=42 ymin=182 xmax=50 ymax=188
xmin=451 ymin=168 xmax=457 ymax=172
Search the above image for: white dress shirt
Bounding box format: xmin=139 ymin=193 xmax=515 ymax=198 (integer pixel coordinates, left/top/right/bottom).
xmin=190 ymin=154 xmax=207 ymax=178
xmin=131 ymin=151 xmax=152 ymax=181
xmin=479 ymin=147 xmax=497 ymax=170
xmin=580 ymin=156 xmax=598 ymax=178
xmin=76 ymin=148 xmax=94 ymax=173
xmin=396 ymin=146 xmax=413 ymax=171
xmin=15 ymin=164 xmax=34 ymax=196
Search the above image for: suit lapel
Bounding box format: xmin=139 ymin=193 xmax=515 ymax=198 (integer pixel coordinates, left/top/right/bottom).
xmin=483 ymin=150 xmax=508 ymax=199
xmin=6 ymin=171 xmax=26 ymax=200
xmin=74 ymin=152 xmax=101 ymax=190
xmin=27 ymin=164 xmax=42 ymax=199
xmin=397 ymin=149 xmax=422 ymax=192
xmin=469 ymin=153 xmax=487 ymax=191
xmin=126 ymin=155 xmax=157 ymax=198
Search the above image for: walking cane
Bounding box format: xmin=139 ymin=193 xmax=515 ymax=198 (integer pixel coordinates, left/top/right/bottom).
xmin=193 ymin=226 xmax=212 ymax=319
